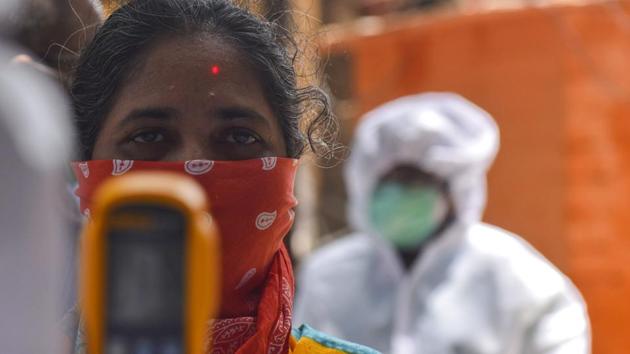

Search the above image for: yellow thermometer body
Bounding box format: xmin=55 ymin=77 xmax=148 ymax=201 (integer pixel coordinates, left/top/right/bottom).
xmin=80 ymin=172 xmax=220 ymax=354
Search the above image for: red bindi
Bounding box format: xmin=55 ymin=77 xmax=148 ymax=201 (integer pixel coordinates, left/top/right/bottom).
xmin=210 ymin=65 xmax=220 ymax=76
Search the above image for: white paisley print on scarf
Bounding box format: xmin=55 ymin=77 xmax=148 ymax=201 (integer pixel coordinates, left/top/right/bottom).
xmin=206 ymin=317 xmax=256 ymax=354
xmin=267 ymin=276 xmax=293 ymax=354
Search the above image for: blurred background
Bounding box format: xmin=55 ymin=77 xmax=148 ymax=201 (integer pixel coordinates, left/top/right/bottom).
xmin=248 ymin=0 xmax=630 ymax=353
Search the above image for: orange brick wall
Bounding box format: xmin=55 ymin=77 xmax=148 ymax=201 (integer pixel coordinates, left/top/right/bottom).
xmin=321 ymin=3 xmax=630 ymax=353
xmin=563 ymin=4 xmax=630 ymax=352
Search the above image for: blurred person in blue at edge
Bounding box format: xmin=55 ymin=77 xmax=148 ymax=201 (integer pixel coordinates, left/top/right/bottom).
xmin=294 ymin=93 xmax=591 ymax=354
xmin=0 ymin=1 xmax=102 ymax=349
xmin=0 ymin=1 xmax=100 ymax=353
xmin=0 ymin=42 xmax=73 ymax=354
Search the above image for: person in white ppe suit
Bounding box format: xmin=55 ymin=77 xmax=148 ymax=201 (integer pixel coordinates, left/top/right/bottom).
xmin=293 ymin=93 xmax=590 ymax=354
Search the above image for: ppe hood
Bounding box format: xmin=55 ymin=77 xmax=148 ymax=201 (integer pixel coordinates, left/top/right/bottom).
xmin=345 ymin=93 xmax=499 ymax=235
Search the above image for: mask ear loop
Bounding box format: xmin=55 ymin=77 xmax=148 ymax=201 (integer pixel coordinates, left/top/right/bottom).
xmin=416 ymin=180 xmax=455 ymax=249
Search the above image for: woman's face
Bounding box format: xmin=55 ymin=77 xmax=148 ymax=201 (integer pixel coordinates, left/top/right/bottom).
xmin=92 ymin=35 xmax=287 ymax=161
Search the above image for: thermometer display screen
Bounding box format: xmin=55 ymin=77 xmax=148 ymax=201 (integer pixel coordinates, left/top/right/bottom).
xmin=105 ymin=204 xmax=186 ymax=354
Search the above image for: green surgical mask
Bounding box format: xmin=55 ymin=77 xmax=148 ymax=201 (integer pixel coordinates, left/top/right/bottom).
xmin=369 ymin=181 xmax=449 ymax=250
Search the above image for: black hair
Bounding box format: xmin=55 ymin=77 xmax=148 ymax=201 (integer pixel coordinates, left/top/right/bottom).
xmin=71 ymin=0 xmax=335 ymax=160
xmin=3 ymin=0 xmax=101 ymax=86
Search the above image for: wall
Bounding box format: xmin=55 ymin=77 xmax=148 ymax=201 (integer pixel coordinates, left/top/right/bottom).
xmin=320 ymin=2 xmax=630 ymax=352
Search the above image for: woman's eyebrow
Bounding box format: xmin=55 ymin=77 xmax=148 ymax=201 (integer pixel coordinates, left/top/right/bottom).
xmin=117 ymin=107 xmax=179 ymax=128
xmin=216 ymin=106 xmax=272 ymax=127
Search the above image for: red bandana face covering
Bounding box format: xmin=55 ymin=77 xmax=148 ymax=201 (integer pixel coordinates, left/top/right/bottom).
xmin=71 ymin=157 xmax=298 ymax=354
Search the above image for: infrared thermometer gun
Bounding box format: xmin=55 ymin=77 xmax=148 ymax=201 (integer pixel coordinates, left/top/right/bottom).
xmin=79 ymin=172 xmax=220 ymax=354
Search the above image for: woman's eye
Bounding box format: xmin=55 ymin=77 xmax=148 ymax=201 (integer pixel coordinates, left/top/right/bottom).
xmin=225 ymin=130 xmax=260 ymax=145
xmin=131 ymin=131 xmax=164 ymax=144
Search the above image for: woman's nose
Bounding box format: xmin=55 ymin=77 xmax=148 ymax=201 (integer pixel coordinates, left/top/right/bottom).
xmin=172 ymin=137 xmax=212 ymax=161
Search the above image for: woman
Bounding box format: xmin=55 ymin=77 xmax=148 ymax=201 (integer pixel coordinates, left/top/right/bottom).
xmin=69 ymin=0 xmax=378 ymax=353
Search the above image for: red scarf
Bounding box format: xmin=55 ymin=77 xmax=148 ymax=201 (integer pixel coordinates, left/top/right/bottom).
xmin=71 ymin=158 xmax=297 ymax=354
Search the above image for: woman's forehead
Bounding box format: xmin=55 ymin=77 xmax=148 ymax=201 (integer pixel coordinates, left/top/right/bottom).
xmin=130 ymin=35 xmax=252 ymax=84
xmin=112 ymin=34 xmax=272 ymax=113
